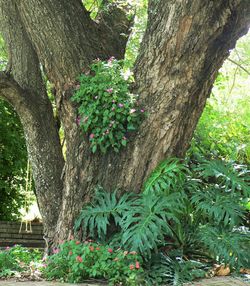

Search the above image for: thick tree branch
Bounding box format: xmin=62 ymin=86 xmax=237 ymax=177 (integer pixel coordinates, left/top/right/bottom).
xmin=0 ymin=71 xmax=26 ymax=105
xmin=0 ymin=0 xmax=65 ymax=244
xmin=132 ymin=0 xmax=250 ymax=166
xmin=16 ymin=0 xmax=131 ymax=87
xmin=96 ymin=3 xmax=133 ymax=59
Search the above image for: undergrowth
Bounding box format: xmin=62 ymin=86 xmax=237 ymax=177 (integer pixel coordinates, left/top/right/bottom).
xmin=73 ymin=157 xmax=250 ymax=285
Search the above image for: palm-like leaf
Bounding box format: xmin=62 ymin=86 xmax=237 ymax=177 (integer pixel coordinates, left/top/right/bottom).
xmin=198 ymin=160 xmax=250 ymax=195
xmin=145 ymin=254 xmax=206 ymax=286
xmin=74 ymin=188 xmax=132 ymax=238
xmin=143 ymin=158 xmax=188 ymax=195
xmin=191 ymin=187 xmax=246 ymax=227
xmin=199 ymin=225 xmax=250 ymax=268
xmin=121 ymin=192 xmax=185 ymax=257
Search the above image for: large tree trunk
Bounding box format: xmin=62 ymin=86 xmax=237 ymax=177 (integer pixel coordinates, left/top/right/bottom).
xmin=0 ymin=0 xmax=249 ymax=245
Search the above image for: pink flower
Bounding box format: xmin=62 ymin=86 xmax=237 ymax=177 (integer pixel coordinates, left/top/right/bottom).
xmin=76 ymin=256 xmax=83 ymax=263
xmin=135 ymin=261 xmax=140 ymax=269
xmin=69 ymin=251 xmax=73 ymax=255
xmin=129 ymin=264 xmax=135 ymax=270
xmin=140 ymin=109 xmax=145 ymax=113
xmin=108 ymin=248 xmax=113 ymax=253
xmin=5 ymin=246 xmax=10 ymax=250
xmin=96 ymin=247 xmax=100 ymax=251
xmin=118 ymin=103 xmax=124 ymax=108
xmin=108 ymin=56 xmax=115 ymax=63
xmin=106 ymin=88 xmax=113 ymax=93
xmin=123 ymin=136 xmax=127 ymax=140
xmin=89 ymin=133 xmax=95 ymax=139
xmin=52 ymin=248 xmax=59 ymax=254
xmin=130 ymin=108 xmax=136 ymax=114
xmin=76 ymin=116 xmax=81 ymax=125
xmin=75 ymin=241 xmax=81 ymax=245
xmin=89 ymin=246 xmax=94 ymax=251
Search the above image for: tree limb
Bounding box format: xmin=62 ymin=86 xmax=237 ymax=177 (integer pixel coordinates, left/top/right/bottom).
xmin=227 ymin=58 xmax=250 ymax=75
xmin=0 ymin=71 xmax=26 ymax=105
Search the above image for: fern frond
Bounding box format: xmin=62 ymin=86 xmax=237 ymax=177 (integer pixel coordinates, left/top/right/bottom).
xmin=199 ymin=225 xmax=250 ymax=269
xmin=198 ymin=160 xmax=250 ymax=196
xmin=74 ymin=187 xmax=132 ymax=239
xmin=143 ymin=158 xmax=188 ymax=195
xmin=121 ymin=192 xmax=186 ymax=257
xmin=191 ymin=187 xmax=246 ymax=227
xmin=145 ymin=254 xmax=206 ymax=286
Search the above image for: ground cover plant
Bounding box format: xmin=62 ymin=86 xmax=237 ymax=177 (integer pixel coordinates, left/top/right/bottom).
xmin=0 ymin=245 xmax=43 ymax=278
xmin=43 ymin=240 xmax=143 ymax=285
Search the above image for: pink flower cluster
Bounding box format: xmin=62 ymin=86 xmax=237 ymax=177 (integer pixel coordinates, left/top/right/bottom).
xmin=106 ymin=88 xmax=113 ymax=93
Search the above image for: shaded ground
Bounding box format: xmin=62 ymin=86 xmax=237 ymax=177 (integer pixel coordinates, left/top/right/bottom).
xmin=0 ymin=277 xmax=249 ymax=286
xmin=184 ymin=277 xmax=249 ymax=285
xmin=0 ymin=282 xmax=99 ymax=286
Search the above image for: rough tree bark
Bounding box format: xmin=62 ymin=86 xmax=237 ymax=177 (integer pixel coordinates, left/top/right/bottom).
xmin=0 ymin=0 xmax=249 ymax=245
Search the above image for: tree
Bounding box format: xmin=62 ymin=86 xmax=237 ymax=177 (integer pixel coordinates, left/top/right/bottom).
xmin=0 ymin=0 xmax=249 ymax=247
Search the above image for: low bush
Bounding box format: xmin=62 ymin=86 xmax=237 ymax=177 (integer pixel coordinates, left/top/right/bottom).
xmin=43 ymin=240 xmax=143 ymax=285
xmin=0 ymin=245 xmax=42 ymax=277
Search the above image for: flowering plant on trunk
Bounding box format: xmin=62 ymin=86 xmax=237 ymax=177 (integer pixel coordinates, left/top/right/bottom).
xmin=72 ymin=58 xmax=145 ymax=153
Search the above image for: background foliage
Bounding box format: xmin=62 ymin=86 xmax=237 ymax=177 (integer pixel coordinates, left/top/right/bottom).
xmin=0 ymin=99 xmax=27 ymax=221
xmin=193 ymin=33 xmax=250 ymax=164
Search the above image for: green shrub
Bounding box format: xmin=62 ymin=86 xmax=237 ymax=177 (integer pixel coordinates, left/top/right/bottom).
xmin=0 ymin=245 xmax=43 ymax=277
xmin=43 ymin=240 xmax=143 ymax=285
xmin=75 ymin=187 xmax=185 ymax=259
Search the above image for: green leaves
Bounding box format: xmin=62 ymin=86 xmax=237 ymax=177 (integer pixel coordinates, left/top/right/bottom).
xmin=199 ymin=225 xmax=250 ymax=269
xmin=0 ymin=99 xmax=27 ymax=221
xmin=74 ymin=187 xmax=132 ymax=239
xmin=75 ymin=187 xmax=185 ymax=259
xmin=198 ymin=160 xmax=250 ymax=196
xmin=75 ymin=156 xmax=250 ymax=277
xmin=71 ymin=58 xmax=144 ymax=154
xmin=121 ymin=192 xmax=185 ymax=258
xmin=143 ymin=158 xmax=187 ymax=195
xmin=191 ymin=187 xmax=246 ymax=227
